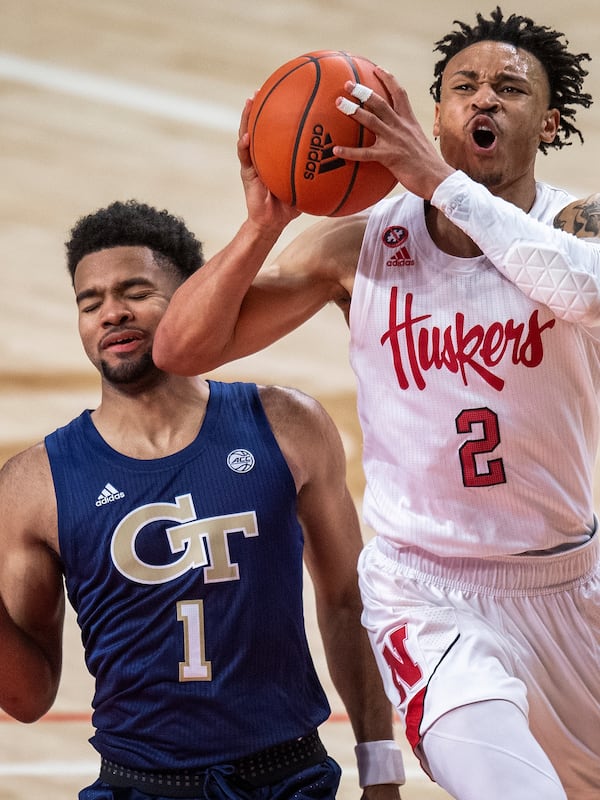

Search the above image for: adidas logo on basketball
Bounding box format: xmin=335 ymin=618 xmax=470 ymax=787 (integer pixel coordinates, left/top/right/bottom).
xmin=303 ymin=124 xmax=345 ymax=180
xmin=96 ymin=482 xmax=125 ymax=507
xmin=386 ymin=246 xmax=415 ymax=267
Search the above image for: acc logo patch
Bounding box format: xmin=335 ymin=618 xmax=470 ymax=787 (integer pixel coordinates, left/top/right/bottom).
xmin=227 ymin=449 xmax=255 ymax=473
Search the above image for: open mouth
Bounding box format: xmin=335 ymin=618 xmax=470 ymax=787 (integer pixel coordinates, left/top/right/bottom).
xmin=102 ymin=331 xmax=143 ymax=350
xmin=473 ymin=127 xmax=496 ymax=149
xmin=105 ymin=336 xmax=136 ymax=349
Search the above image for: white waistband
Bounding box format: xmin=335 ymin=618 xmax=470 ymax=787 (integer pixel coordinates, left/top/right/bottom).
xmin=373 ymin=532 xmax=599 ymax=596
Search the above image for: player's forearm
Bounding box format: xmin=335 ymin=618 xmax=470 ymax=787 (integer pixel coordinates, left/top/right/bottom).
xmin=0 ymin=600 xmax=60 ymax=722
xmin=319 ymin=603 xmax=404 ymax=796
xmin=153 ymin=217 xmax=284 ymax=375
xmin=432 ymin=171 xmax=600 ymax=326
xmin=318 ymin=601 xmax=394 ymax=743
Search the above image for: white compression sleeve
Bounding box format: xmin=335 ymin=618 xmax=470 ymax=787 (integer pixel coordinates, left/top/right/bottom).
xmin=431 ymin=171 xmax=600 ymax=326
xmin=423 ymin=700 xmax=567 ymax=800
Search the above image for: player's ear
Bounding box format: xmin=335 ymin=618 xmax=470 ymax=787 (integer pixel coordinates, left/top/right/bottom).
xmin=541 ymin=108 xmax=560 ymax=144
xmin=433 ymin=103 xmax=441 ymax=139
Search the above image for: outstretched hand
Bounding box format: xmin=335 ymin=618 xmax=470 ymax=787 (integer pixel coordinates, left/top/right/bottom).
xmin=238 ymin=98 xmax=301 ymax=233
xmin=333 ymin=66 xmax=454 ymax=201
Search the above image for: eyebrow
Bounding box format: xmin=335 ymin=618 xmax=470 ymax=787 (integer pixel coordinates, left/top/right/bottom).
xmin=75 ymin=277 xmax=155 ymax=305
xmin=450 ymin=68 xmax=531 ymax=86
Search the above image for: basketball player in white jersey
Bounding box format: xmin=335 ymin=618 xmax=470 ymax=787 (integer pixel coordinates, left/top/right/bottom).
xmin=154 ymin=8 xmax=600 ymax=799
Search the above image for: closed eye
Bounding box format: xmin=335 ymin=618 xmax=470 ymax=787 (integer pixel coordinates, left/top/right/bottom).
xmin=80 ymin=300 xmax=101 ymax=313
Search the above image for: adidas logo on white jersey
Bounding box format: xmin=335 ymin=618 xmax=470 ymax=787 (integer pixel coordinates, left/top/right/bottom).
xmin=96 ymin=482 xmax=125 ymax=507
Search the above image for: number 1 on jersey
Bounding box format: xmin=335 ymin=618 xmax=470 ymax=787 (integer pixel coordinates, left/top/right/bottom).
xmin=177 ymin=600 xmax=212 ymax=681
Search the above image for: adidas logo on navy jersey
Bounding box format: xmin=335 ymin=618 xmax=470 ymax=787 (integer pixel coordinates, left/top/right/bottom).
xmin=96 ymin=482 xmax=125 ymax=507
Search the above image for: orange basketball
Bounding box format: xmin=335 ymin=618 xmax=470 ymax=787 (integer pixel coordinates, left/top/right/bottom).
xmin=248 ymin=50 xmax=397 ymax=217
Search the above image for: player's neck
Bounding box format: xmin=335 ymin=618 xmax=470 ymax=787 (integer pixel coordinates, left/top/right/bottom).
xmin=424 ymin=175 xmax=538 ymax=258
xmin=91 ymin=376 xmax=210 ymax=459
xmin=424 ymin=202 xmax=483 ymax=258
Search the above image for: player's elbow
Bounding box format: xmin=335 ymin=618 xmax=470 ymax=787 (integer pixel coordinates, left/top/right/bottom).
xmin=8 ymin=702 xmax=51 ymax=724
xmin=153 ymin=326 xmax=204 ymax=376
xmin=153 ymin=317 xmax=238 ymax=376
xmin=1 ymin=681 xmax=58 ymax=723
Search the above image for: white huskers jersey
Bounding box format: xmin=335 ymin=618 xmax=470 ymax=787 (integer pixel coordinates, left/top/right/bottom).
xmin=350 ymin=178 xmax=600 ymax=558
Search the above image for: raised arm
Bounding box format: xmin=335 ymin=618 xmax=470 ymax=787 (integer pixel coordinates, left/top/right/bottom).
xmin=261 ymin=386 xmax=403 ymax=799
xmin=0 ymin=445 xmax=65 ymax=722
xmin=432 ymin=175 xmax=600 ymax=327
xmin=153 ymin=99 xmax=365 ymax=376
xmin=331 ymin=67 xmax=600 ymax=328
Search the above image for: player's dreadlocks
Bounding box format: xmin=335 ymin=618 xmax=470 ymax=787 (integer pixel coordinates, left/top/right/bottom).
xmin=66 ymin=199 xmax=204 ymax=284
xmin=430 ymin=6 xmax=592 ymax=153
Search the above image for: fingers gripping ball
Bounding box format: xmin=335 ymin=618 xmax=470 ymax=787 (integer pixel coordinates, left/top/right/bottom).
xmin=248 ymin=50 xmax=397 ymax=217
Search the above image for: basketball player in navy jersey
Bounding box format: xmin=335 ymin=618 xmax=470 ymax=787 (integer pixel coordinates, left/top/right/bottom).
xmin=154 ymin=8 xmax=600 ymax=800
xmin=0 ymin=200 xmax=404 ymax=799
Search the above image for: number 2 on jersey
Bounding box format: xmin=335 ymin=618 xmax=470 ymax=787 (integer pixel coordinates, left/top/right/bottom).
xmin=455 ymin=407 xmax=506 ymax=488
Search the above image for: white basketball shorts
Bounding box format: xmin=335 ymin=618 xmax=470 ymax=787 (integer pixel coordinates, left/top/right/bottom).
xmin=357 ymin=533 xmax=600 ymax=791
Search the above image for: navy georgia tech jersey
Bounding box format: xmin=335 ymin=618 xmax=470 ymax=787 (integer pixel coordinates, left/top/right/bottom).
xmin=45 ymin=381 xmax=330 ymax=769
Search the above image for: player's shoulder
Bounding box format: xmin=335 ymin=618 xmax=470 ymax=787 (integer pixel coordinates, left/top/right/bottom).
xmin=291 ymin=211 xmax=370 ymax=273
xmin=257 ymin=384 xmax=341 ymax=449
xmin=0 ymin=442 xmax=57 ymax=542
xmin=553 ymin=192 xmax=600 ymax=239
xmin=1 ymin=441 xmax=50 ymax=483
xmin=257 ymin=384 xmax=328 ymax=427
xmin=257 ymin=384 xmax=345 ymax=488
xmin=0 ymin=441 xmax=54 ymax=502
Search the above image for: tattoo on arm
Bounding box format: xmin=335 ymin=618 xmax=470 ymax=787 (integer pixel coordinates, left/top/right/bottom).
xmin=554 ymin=194 xmax=600 ymax=238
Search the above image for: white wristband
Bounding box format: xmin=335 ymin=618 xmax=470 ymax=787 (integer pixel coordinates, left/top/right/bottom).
xmin=354 ymin=740 xmax=406 ymax=787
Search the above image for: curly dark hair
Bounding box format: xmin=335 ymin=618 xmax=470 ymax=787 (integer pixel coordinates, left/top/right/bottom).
xmin=430 ymin=6 xmax=592 ymax=153
xmin=65 ymin=200 xmax=204 ymax=284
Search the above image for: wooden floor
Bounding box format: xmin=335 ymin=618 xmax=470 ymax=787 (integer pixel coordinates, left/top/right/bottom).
xmin=1 ymin=1 xmax=599 ymax=797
